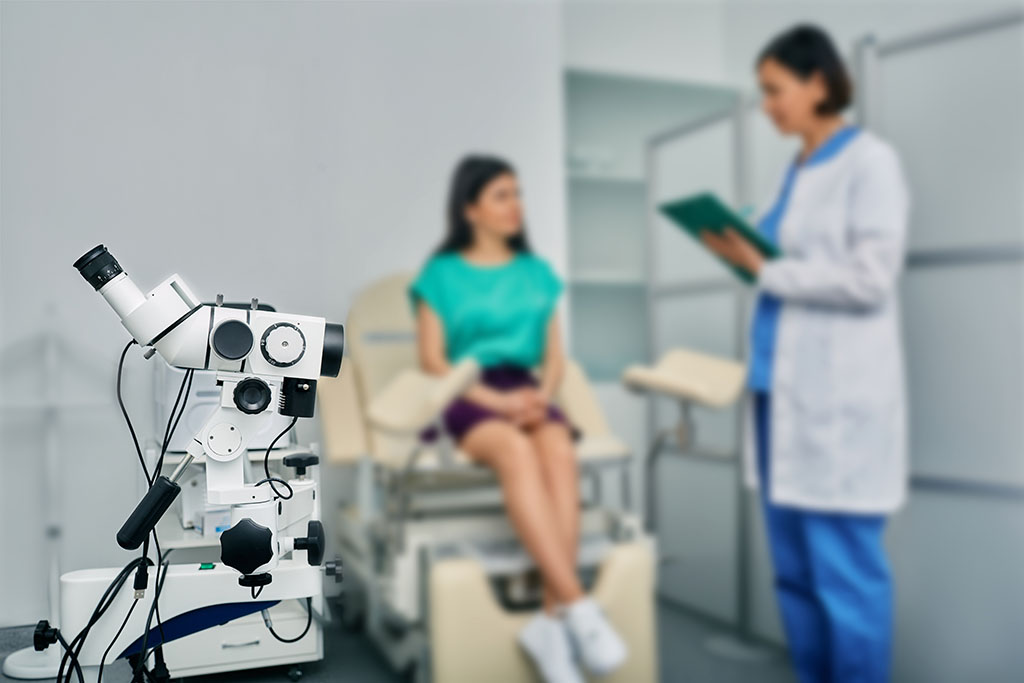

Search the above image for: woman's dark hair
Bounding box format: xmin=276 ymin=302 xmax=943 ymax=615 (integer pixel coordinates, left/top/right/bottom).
xmin=758 ymin=24 xmax=852 ymax=115
xmin=435 ymin=154 xmax=530 ymax=254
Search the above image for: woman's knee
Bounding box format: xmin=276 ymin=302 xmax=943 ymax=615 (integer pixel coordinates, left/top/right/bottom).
xmin=490 ymin=431 xmax=540 ymax=477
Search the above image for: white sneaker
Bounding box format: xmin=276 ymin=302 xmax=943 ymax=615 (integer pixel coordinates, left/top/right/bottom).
xmin=564 ymin=597 xmax=628 ymax=676
xmin=518 ymin=612 xmax=586 ymax=683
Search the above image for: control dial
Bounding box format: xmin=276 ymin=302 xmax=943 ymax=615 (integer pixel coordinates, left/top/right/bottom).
xmin=260 ymin=322 xmax=306 ymax=368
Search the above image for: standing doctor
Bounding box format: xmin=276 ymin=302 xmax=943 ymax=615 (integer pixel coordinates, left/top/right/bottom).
xmin=702 ymin=25 xmax=909 ymax=683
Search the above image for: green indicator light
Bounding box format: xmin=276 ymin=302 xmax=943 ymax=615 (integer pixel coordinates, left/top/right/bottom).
xmin=199 ymin=562 xmax=215 ymax=570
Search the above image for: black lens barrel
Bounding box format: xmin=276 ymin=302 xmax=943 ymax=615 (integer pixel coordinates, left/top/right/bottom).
xmin=320 ymin=322 xmax=344 ymax=378
xmin=73 ymin=244 xmax=123 ymax=291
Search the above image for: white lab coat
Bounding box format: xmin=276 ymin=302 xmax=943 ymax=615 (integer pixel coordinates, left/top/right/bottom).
xmin=743 ymin=130 xmax=910 ymax=514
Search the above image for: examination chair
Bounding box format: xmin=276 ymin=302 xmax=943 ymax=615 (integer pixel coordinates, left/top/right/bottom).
xmin=317 ymin=273 xmax=657 ymax=683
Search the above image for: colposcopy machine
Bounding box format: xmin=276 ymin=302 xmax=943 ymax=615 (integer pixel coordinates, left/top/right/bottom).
xmin=24 ymin=245 xmax=345 ymax=682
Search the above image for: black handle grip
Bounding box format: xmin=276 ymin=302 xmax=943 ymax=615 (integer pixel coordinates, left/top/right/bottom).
xmin=117 ymin=476 xmax=180 ymax=550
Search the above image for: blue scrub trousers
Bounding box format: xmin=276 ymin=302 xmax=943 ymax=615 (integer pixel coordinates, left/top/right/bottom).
xmin=755 ymin=393 xmax=893 ymax=683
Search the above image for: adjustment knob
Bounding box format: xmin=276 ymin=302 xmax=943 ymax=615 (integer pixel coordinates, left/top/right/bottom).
xmin=325 ymin=556 xmax=344 ymax=584
xmin=211 ymin=319 xmax=254 ymax=361
xmin=220 ymin=518 xmax=274 ymax=576
xmin=283 ymin=452 xmax=319 ymax=476
xmin=294 ymin=520 xmax=325 ymax=566
xmin=233 ymin=377 xmax=272 ymax=415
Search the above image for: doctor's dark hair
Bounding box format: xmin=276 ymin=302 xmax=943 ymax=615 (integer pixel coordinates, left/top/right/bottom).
xmin=758 ymin=25 xmax=852 ymax=115
xmin=435 ymin=154 xmax=531 ymax=254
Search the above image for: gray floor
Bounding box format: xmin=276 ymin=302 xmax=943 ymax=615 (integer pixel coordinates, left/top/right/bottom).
xmin=0 ymin=600 xmax=794 ymax=683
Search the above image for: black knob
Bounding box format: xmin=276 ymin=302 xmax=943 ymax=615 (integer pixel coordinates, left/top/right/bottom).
xmin=294 ymin=520 xmax=325 ymax=566
xmin=283 ymin=453 xmax=319 ymax=476
xmin=212 ymin=319 xmax=254 ymax=361
xmin=220 ymin=518 xmax=274 ymax=576
xmin=325 ymin=556 xmax=344 ymax=584
xmin=33 ymin=620 xmax=58 ymax=652
xmin=233 ymin=377 xmax=272 ymax=415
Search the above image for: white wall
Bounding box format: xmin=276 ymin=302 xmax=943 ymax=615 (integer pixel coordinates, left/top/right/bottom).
xmin=564 ymin=0 xmax=728 ymax=83
xmin=0 ymin=0 xmax=565 ymax=626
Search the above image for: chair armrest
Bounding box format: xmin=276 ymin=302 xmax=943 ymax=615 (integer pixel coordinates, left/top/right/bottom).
xmin=367 ymin=359 xmax=481 ymax=435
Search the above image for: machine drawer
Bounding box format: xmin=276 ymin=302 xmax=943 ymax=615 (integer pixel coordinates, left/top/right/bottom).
xmin=161 ymin=600 xmax=321 ymax=677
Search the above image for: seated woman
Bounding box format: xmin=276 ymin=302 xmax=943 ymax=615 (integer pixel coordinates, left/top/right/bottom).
xmin=410 ymin=155 xmax=628 ymax=683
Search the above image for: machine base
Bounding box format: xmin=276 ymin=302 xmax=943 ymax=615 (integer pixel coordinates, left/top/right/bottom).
xmin=1 ymin=646 xmax=61 ymax=680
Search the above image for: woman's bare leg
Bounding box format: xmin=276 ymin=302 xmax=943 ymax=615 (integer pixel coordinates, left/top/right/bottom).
xmin=461 ymin=420 xmax=584 ymax=606
xmin=529 ymin=421 xmax=581 ymax=612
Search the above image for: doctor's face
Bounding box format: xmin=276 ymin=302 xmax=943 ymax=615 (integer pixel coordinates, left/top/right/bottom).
xmin=758 ymin=57 xmax=829 ymax=135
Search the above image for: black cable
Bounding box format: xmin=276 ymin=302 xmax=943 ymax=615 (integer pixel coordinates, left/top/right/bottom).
xmin=263 ymin=416 xmax=298 ymax=500
xmin=60 ymin=560 xmax=143 ymax=680
xmin=96 ymin=599 xmax=138 ymax=683
xmin=57 ymin=556 xmax=150 ymax=683
xmin=131 ymin=552 xmax=170 ymax=678
xmin=55 ymin=632 xmax=84 ymax=683
xmin=266 ymin=598 xmax=313 ymax=644
xmin=251 ymin=584 xmax=265 ymax=600
xmin=254 ymin=476 xmax=294 ymax=499
xmin=155 ymin=368 xmax=193 ymax=475
xmin=116 ymin=340 xmax=150 ymax=485
xmin=151 ymin=533 xmax=168 ymax=645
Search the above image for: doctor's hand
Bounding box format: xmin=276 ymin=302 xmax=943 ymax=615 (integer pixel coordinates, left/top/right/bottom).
xmin=701 ymin=228 xmax=764 ymax=277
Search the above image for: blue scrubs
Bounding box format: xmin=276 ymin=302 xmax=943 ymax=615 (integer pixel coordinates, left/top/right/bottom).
xmin=752 ymin=126 xmax=894 ymax=683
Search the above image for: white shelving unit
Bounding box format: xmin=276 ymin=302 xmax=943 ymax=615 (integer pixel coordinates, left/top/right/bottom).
xmin=564 ymin=69 xmax=738 ymax=383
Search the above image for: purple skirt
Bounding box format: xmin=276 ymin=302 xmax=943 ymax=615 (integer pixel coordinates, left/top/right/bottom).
xmin=423 ymin=364 xmax=577 ymax=444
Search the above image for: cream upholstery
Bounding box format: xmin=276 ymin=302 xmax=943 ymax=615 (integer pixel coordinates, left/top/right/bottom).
xmin=430 ymin=542 xmax=658 ymax=683
xmin=318 ymin=272 xmax=630 ymax=470
xmin=623 ymin=348 xmax=746 ymax=408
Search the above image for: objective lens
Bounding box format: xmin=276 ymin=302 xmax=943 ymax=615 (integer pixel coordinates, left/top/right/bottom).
xmin=320 ymin=322 xmax=345 ymax=378
xmin=73 ymin=244 xmax=123 ymax=291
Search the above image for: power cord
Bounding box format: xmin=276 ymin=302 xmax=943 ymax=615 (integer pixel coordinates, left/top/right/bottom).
xmin=263 ymin=597 xmax=314 ymax=644
xmin=261 ymin=416 xmax=298 ymax=500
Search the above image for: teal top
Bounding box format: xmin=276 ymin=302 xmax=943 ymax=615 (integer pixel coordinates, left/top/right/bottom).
xmin=409 ymin=252 xmax=563 ymax=368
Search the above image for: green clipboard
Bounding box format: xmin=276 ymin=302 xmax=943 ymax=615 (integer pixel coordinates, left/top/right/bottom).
xmin=659 ymin=192 xmax=779 ymax=284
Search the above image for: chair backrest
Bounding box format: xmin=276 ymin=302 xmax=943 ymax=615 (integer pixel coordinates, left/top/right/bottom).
xmin=318 ymin=271 xmax=617 ymax=463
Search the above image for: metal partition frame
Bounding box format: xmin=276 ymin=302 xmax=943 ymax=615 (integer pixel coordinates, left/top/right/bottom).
xmin=855 ymin=8 xmax=1024 ymax=501
xmin=644 ymin=98 xmax=756 ymax=633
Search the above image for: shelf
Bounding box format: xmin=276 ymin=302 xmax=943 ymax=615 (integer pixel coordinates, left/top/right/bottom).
xmin=570 ymin=272 xmax=647 ymax=286
xmin=568 ymin=173 xmax=646 ymax=185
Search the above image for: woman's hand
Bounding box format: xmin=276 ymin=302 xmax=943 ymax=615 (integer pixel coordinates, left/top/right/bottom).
xmin=497 ymin=388 xmax=548 ymax=428
xmin=701 ymin=228 xmax=764 ymax=277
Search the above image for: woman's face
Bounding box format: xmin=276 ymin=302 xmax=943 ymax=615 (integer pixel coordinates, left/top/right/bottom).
xmin=758 ymin=57 xmax=828 ymax=135
xmin=464 ymin=172 xmax=523 ymax=242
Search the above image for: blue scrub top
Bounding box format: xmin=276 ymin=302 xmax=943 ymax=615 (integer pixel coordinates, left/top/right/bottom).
xmin=748 ymin=125 xmax=862 ymax=391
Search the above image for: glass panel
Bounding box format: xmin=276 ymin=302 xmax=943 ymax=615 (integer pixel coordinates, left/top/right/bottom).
xmin=655 ymin=456 xmax=738 ymax=622
xmin=879 ymin=25 xmax=1024 ymax=250
xmin=902 ymin=262 xmax=1024 ymax=485
xmin=887 ymin=490 xmax=1024 ymax=682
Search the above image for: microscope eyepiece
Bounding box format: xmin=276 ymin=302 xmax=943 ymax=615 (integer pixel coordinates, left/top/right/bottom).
xmin=73 ymin=244 xmax=123 ymax=291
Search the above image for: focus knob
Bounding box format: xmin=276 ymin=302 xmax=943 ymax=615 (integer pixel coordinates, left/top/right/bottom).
xmin=294 ymin=520 xmax=325 ymax=566
xmin=220 ymin=518 xmax=274 ymax=576
xmin=233 ymin=377 xmax=272 ymax=415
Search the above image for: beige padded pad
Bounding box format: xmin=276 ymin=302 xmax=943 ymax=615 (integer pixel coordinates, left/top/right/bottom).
xmin=623 ymin=348 xmax=746 ymax=408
